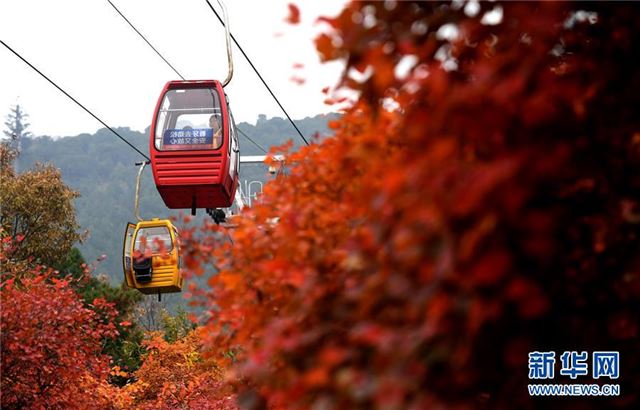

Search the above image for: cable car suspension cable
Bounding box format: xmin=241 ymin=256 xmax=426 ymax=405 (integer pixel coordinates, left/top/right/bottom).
xmin=106 ymin=0 xmax=186 ymax=81
xmin=237 ymin=128 xmax=267 ymax=154
xmin=204 ymin=0 xmax=310 ymax=146
xmin=0 ymin=39 xmax=151 ymax=162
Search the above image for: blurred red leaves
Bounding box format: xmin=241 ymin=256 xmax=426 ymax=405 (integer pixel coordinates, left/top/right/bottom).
xmin=315 ymin=33 xmax=337 ymax=62
xmin=285 ymin=3 xmax=300 ymax=25
xmin=177 ymin=2 xmax=640 ymax=408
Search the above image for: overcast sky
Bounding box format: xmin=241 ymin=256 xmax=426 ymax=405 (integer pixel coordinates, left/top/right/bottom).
xmin=0 ymin=0 xmax=347 ymax=138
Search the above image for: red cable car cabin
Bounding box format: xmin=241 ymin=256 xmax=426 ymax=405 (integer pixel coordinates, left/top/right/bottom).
xmin=150 ymin=80 xmax=239 ymax=212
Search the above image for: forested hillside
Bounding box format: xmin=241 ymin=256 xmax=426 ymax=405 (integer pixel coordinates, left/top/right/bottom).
xmin=15 ymin=113 xmax=336 ymax=285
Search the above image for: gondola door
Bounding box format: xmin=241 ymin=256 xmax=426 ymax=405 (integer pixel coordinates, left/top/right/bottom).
xmin=123 ymin=222 xmax=136 ymax=288
xmin=227 ymin=110 xmax=239 ymax=196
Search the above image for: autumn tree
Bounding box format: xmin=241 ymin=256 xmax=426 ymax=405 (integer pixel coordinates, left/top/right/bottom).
xmin=0 ymin=260 xmax=120 ymax=408
xmin=123 ymin=330 xmax=235 ymax=409
xmin=0 ymin=140 xmax=17 ymax=171
xmin=181 ymin=2 xmax=640 ymax=409
xmin=0 ymin=144 xmax=83 ymax=266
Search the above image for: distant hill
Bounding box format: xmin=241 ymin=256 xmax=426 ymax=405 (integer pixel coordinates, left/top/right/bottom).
xmin=17 ymin=113 xmax=338 ymax=288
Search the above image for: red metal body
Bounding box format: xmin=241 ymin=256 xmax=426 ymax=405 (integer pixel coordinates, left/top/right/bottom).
xmin=149 ymin=80 xmax=239 ymax=209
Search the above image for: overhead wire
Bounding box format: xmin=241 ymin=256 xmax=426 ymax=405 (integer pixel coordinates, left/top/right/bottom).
xmin=106 ymin=0 xmax=186 ymax=81
xmin=237 ymin=128 xmax=268 ymax=154
xmin=0 ymin=39 xmax=151 ymax=161
xmin=204 ymin=0 xmax=310 ymax=146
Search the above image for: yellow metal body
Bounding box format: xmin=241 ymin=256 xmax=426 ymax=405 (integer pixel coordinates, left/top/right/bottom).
xmin=123 ymin=218 xmax=183 ymax=294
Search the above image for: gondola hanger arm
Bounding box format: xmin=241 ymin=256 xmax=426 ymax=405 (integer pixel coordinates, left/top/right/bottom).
xmin=134 ymin=161 xmax=150 ymax=222
xmin=216 ymin=0 xmax=233 ymax=87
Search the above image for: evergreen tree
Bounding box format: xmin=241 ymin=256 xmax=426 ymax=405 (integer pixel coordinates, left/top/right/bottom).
xmin=3 ymin=104 xmax=32 ymax=155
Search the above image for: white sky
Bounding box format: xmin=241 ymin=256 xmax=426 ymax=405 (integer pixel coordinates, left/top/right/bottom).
xmin=0 ymin=0 xmax=347 ymax=138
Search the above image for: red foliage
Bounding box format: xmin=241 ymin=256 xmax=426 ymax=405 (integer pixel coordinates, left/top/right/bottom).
xmin=285 ymin=3 xmax=300 ymax=25
xmin=181 ymin=2 xmax=640 ymax=409
xmin=124 ymin=331 xmax=236 ymax=409
xmin=1 ymin=268 xmax=119 ymax=408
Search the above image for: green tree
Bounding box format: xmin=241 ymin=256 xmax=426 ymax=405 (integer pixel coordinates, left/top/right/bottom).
xmin=54 ymin=246 xmax=86 ymax=279
xmin=160 ymin=307 xmax=196 ymax=343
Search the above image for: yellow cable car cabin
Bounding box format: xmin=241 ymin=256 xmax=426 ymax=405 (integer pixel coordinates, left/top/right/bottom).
xmin=123 ymin=218 xmax=183 ymax=295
